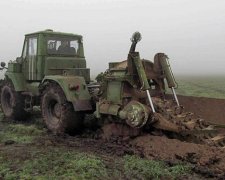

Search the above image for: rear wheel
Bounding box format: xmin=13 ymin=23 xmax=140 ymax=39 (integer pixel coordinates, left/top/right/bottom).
xmin=41 ymin=83 xmax=84 ymax=134
xmin=0 ymin=82 xmax=27 ymax=120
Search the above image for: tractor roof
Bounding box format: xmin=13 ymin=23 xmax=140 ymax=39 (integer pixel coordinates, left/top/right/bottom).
xmin=25 ymin=29 xmax=82 ymax=38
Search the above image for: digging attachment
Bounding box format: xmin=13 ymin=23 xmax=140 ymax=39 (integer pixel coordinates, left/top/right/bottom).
xmin=97 ymin=31 xmax=225 ymax=149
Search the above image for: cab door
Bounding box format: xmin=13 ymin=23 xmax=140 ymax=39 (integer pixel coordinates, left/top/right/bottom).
xmin=24 ymin=36 xmax=38 ymax=80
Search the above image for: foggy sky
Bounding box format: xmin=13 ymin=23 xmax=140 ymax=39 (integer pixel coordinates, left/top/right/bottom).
xmin=0 ymin=0 xmax=225 ymax=77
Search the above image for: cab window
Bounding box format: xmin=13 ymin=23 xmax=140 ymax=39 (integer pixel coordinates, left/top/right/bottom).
xmin=47 ymin=37 xmax=79 ymax=56
xmin=22 ymin=40 xmax=28 ymax=58
xmin=28 ymin=37 xmax=38 ymax=56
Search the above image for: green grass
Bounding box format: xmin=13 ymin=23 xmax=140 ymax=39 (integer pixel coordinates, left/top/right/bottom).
xmin=169 ymin=76 xmax=225 ymax=99
xmin=0 ymin=149 xmax=108 ymax=180
xmin=123 ymin=155 xmax=190 ymax=179
xmin=0 ymin=147 xmax=191 ymax=180
xmin=0 ymin=123 xmax=44 ymax=144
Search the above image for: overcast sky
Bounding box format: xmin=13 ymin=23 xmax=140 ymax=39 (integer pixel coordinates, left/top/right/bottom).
xmin=0 ymin=0 xmax=225 ymax=77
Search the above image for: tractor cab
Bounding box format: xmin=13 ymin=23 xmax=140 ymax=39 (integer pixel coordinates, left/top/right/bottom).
xmin=17 ymin=29 xmax=89 ymax=82
xmin=1 ymin=30 xmax=92 ymax=115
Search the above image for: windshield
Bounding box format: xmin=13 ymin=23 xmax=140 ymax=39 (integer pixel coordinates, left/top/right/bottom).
xmin=47 ymin=37 xmax=80 ymax=56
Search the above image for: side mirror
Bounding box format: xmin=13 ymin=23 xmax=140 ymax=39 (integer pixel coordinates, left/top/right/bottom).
xmin=0 ymin=62 xmax=6 ymax=68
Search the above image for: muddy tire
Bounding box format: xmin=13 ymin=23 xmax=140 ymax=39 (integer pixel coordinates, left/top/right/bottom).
xmin=0 ymin=82 xmax=27 ymax=120
xmin=41 ymin=83 xmax=84 ymax=134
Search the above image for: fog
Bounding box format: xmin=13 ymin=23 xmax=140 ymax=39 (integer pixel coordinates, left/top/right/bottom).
xmin=0 ymin=0 xmax=225 ymax=77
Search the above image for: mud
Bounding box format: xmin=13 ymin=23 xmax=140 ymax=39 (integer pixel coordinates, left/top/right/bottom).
xmin=100 ymin=93 xmax=225 ymax=178
xmin=32 ymin=122 xmax=225 ymax=179
xmin=35 ymin=134 xmax=137 ymax=157
xmin=1 ymin=126 xmax=225 ymax=178
xmin=176 ymin=95 xmax=225 ymax=124
xmin=25 ymin=132 xmax=225 ymax=178
xmin=132 ymin=135 xmax=225 ymax=178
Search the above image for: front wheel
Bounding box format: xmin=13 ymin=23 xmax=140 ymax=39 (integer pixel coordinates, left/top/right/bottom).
xmin=0 ymin=82 xmax=27 ymax=120
xmin=41 ymin=83 xmax=84 ymax=134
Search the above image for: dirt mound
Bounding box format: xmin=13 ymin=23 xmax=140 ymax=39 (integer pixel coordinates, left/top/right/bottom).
xmin=177 ymin=95 xmax=225 ymax=124
xmin=132 ymin=135 xmax=225 ymax=178
xmin=34 ymin=133 xmax=225 ymax=178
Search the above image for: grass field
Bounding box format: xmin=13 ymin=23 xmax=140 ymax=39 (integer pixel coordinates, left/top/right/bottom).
xmin=170 ymin=75 xmax=225 ymax=99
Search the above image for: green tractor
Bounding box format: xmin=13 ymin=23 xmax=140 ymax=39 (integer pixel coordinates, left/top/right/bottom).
xmin=0 ymin=29 xmax=93 ymax=134
xmin=1 ymin=30 xmax=224 ymax=146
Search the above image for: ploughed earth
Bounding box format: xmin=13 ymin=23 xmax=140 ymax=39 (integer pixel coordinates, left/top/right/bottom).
xmin=0 ymin=95 xmax=225 ymax=179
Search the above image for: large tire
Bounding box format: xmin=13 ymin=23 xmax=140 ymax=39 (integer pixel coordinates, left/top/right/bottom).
xmin=0 ymin=82 xmax=27 ymax=120
xmin=41 ymin=83 xmax=84 ymax=134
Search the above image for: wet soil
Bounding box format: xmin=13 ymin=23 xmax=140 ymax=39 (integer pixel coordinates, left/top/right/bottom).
xmin=2 ymin=132 xmax=224 ymax=178
xmin=177 ymin=95 xmax=225 ymax=125
xmin=0 ymin=133 xmax=220 ymax=178
xmin=132 ymin=134 xmax=225 ymax=178
xmin=0 ymin=95 xmax=225 ymax=178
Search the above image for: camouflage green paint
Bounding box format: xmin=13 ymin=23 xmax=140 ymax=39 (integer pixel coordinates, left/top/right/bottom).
xmin=122 ymin=101 xmax=150 ymax=128
xmin=107 ymin=81 xmax=122 ymax=103
xmin=159 ymin=55 xmax=176 ymax=88
xmin=44 ymin=57 xmax=89 ymax=82
xmin=42 ymin=75 xmax=92 ymax=111
xmin=2 ymin=30 xmax=91 ymax=111
xmin=132 ymin=52 xmax=150 ymax=90
xmin=5 ymin=72 xmax=26 ymax=91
